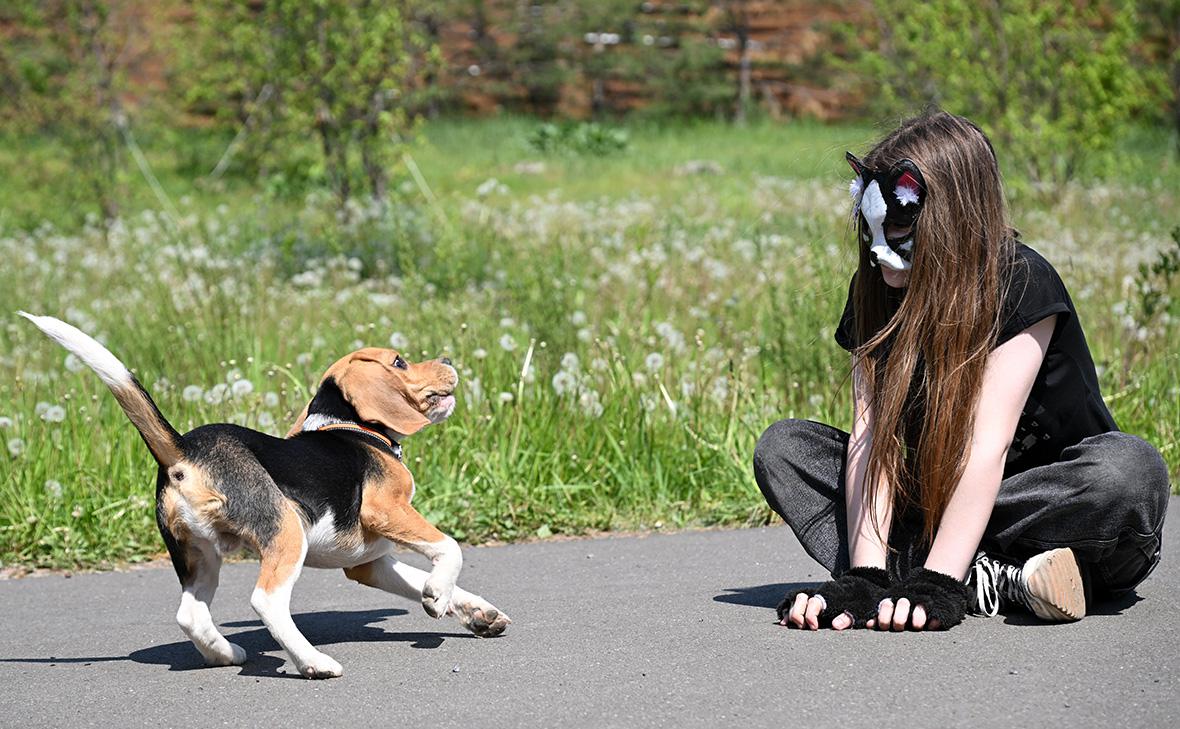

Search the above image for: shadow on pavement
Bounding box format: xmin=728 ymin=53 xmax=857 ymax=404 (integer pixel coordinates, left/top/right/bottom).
xmin=0 ymin=607 xmax=474 ymax=679
xmin=713 ymin=582 xmax=813 ymax=609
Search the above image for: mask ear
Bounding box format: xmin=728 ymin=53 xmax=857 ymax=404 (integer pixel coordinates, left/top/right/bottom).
xmin=845 ymin=151 xmax=866 ymax=176
xmin=892 ymin=159 xmax=926 ymax=207
xmin=337 ymin=358 xmax=432 ymax=437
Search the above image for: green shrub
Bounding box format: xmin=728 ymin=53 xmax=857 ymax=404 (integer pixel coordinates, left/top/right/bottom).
xmin=862 ymin=0 xmax=1155 ymax=188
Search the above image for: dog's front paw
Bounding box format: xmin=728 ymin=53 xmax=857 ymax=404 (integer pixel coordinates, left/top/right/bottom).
xmin=452 ymin=597 xmax=512 ymax=637
xmin=422 ymin=578 xmax=455 ymax=619
xmin=297 ymin=651 xmax=343 ymax=680
xmin=204 ymin=641 xmax=247 ymax=667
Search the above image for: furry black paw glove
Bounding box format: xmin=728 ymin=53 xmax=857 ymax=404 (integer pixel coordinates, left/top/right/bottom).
xmin=777 ymin=566 xmax=891 ymax=628
xmin=884 ymin=567 xmax=970 ymax=629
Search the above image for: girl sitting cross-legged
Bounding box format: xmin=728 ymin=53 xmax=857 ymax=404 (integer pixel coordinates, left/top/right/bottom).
xmin=754 ymin=111 xmax=1170 ymax=631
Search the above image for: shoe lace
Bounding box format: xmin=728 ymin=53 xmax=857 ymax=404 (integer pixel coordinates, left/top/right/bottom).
xmin=969 ymin=552 xmax=1030 ymax=617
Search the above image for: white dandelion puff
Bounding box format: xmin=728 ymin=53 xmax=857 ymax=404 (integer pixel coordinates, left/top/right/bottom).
xmin=231 ymin=379 xmax=254 ymax=398
xmin=560 ymin=353 xmax=580 ymax=372
xmin=7 ymin=438 xmax=26 ymax=457
xmin=182 ymin=385 xmax=203 ymax=402
xmin=472 ymin=348 xmax=488 ymax=360
xmin=205 ymin=383 xmax=228 ymax=404
xmin=42 ymin=405 xmax=66 ymax=423
xmin=645 ymin=352 xmax=665 ymax=371
xmin=498 ymin=392 xmax=515 ymax=404
xmin=499 ymin=334 xmax=517 ymax=352
xmin=64 ymin=353 xmax=85 ymax=373
xmin=264 ymin=392 xmax=280 ymax=408
xmin=257 ymin=412 xmax=275 ymax=428
xmin=0 ymin=416 xmax=13 ymax=428
xmin=578 ymin=389 xmax=604 ymax=418
xmin=389 ymin=332 xmax=409 ymax=349
xmin=552 ymin=370 xmax=577 ymax=396
xmin=44 ymin=480 xmax=63 ymax=499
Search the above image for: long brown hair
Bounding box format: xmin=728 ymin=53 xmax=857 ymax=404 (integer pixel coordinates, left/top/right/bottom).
xmin=853 ymin=111 xmax=1016 ymax=544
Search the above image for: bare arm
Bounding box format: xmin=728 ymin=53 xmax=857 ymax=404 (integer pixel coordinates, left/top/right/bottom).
xmin=877 ymin=315 xmax=1056 ymax=631
xmin=846 ymin=355 xmax=892 ymax=569
xmin=922 ymin=315 xmax=1056 ymax=579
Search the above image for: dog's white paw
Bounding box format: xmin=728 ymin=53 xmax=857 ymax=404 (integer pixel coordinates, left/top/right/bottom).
xmin=422 ymin=578 xmax=455 ymax=619
xmin=453 ymin=598 xmax=512 ymax=638
xmin=204 ymin=641 xmax=247 ymax=667
xmin=297 ymin=651 xmax=343 ymax=680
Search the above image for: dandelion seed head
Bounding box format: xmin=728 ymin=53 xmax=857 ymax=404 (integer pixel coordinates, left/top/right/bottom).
xmin=7 ymin=438 xmax=26 ymax=456
xmin=42 ymin=405 xmax=66 ymax=423
xmin=552 ymin=370 xmax=577 ymax=396
xmin=44 ymin=480 xmax=63 ymax=499
xmin=389 ymin=332 xmax=409 ymax=349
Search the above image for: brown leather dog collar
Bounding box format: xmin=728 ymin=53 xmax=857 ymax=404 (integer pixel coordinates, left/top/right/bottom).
xmin=314 ymin=422 xmax=403 ymax=460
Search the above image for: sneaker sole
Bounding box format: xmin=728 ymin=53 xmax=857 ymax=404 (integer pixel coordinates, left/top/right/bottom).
xmin=1024 ymin=548 xmax=1086 ymax=622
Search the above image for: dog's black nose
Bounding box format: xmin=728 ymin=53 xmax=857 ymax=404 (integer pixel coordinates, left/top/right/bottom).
xmin=440 ymin=357 xmax=452 ymax=366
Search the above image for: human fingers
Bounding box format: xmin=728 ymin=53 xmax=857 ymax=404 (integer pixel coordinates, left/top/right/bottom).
xmin=804 ymin=595 xmax=825 ymax=630
xmin=876 ymin=598 xmax=894 ymax=630
xmin=831 ymin=611 xmax=853 ymax=631
xmin=911 ymin=604 xmax=927 ymax=631
xmin=784 ymin=592 xmax=809 ymax=627
xmin=892 ymin=597 xmax=911 ymax=631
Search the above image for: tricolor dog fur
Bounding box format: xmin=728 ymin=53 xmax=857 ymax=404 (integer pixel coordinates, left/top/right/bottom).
xmin=20 ymin=313 xmax=510 ymax=679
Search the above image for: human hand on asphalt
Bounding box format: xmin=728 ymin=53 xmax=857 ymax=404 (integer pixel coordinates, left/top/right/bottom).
xmin=777 ymin=567 xmax=891 ymax=631
xmin=865 ymin=568 xmax=968 ymax=631
xmin=864 ymin=599 xmax=941 ymax=631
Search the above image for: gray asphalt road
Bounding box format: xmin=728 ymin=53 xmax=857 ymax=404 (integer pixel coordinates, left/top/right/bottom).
xmin=2 ymin=499 xmax=1178 ymax=728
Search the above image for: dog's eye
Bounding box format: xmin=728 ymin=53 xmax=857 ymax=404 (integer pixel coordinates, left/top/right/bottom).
xmin=393 ymin=356 xmax=408 ymax=370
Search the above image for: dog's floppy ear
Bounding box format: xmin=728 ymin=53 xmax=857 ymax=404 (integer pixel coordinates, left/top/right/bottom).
xmin=336 ymin=356 xmax=432 ymax=437
xmin=286 ymin=402 xmax=310 ymax=438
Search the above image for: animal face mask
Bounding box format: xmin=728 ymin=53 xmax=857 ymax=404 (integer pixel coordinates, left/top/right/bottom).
xmin=847 ymin=152 xmax=927 ymax=271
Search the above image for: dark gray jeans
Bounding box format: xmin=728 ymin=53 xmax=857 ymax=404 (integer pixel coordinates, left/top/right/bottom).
xmin=753 ymin=419 xmax=1171 ymax=598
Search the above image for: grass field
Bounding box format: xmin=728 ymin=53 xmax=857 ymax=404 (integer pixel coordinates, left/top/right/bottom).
xmin=1 ymin=116 xmax=1177 ymax=570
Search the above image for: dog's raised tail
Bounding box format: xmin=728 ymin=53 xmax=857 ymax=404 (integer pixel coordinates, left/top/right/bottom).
xmin=20 ymin=312 xmax=184 ymax=468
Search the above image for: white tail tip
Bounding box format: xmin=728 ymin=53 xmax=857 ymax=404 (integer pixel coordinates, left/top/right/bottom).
xmin=19 ymin=311 xmax=132 ymax=387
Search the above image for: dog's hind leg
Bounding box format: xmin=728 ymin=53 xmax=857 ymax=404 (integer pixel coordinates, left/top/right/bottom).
xmin=344 ymin=556 xmax=511 ymax=637
xmin=250 ymin=503 xmax=342 ymax=679
xmin=175 ymin=543 xmax=246 ymax=666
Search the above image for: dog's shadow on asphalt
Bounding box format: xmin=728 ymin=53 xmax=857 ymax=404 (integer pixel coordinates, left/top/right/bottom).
xmin=0 ymin=607 xmax=474 ymax=680
xmin=713 ymin=582 xmax=814 ymax=610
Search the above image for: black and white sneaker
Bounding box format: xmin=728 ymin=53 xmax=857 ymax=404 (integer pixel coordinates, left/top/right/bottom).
xmin=968 ymin=548 xmax=1086 ymax=622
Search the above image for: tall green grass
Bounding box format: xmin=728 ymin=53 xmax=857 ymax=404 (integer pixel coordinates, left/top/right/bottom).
xmin=0 ymin=117 xmax=1176 ymax=569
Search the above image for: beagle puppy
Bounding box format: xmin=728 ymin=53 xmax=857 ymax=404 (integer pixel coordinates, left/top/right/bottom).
xmin=21 ymin=313 xmax=510 ymax=679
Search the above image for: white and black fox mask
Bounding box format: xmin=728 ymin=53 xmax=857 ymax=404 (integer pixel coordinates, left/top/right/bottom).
xmin=847 ymin=152 xmax=927 ymax=271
